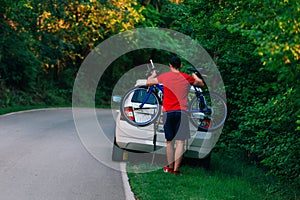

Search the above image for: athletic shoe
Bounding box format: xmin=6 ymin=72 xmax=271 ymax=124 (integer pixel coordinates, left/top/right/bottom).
xmin=163 ymin=166 xmax=174 ymax=173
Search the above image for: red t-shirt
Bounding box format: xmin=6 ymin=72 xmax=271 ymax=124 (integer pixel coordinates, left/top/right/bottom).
xmin=157 ymin=72 xmax=195 ymax=112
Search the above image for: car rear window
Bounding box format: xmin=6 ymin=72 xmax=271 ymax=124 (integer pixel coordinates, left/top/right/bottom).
xmin=131 ymin=89 xmax=157 ymax=105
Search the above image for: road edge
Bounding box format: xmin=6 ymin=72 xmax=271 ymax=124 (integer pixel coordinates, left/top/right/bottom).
xmin=120 ymin=162 xmax=136 ymax=200
xmin=0 ymin=107 xmax=70 ymax=117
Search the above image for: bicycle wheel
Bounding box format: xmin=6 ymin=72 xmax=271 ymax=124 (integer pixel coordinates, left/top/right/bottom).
xmin=120 ymin=86 xmax=161 ymax=127
xmin=189 ymin=92 xmax=227 ymax=132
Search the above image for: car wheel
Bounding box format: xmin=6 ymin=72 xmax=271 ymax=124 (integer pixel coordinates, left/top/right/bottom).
xmin=200 ymin=153 xmax=211 ymax=170
xmin=183 ymin=152 xmax=212 ymax=170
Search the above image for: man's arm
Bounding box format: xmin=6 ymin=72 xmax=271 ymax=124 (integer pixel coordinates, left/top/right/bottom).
xmin=146 ymin=70 xmax=159 ymax=86
xmin=192 ymin=73 xmax=204 ymax=87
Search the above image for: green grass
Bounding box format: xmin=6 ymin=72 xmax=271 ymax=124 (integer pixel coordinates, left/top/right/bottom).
xmin=127 ymin=152 xmax=289 ymax=200
xmin=0 ymin=104 xmax=111 ymax=115
xmin=0 ymin=105 xmax=51 ymax=115
xmin=0 ymin=105 xmax=72 ymax=115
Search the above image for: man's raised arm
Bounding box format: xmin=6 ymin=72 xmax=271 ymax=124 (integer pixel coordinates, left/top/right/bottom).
xmin=192 ymin=73 xmax=204 ymax=87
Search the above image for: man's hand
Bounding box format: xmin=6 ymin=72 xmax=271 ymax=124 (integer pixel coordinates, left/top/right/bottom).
xmin=192 ymin=73 xmax=204 ymax=88
xmin=146 ymin=70 xmax=159 ymax=86
xmin=149 ymin=70 xmax=157 ymax=78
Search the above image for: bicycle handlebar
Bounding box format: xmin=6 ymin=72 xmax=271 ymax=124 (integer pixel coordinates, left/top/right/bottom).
xmin=187 ymin=67 xmax=207 ymax=79
xmin=150 ymin=59 xmax=155 ymax=69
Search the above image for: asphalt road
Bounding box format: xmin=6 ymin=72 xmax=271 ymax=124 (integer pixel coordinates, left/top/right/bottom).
xmin=0 ymin=108 xmax=127 ymax=200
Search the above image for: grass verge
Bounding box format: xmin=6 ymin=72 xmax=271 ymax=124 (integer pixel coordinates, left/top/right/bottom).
xmin=127 ymin=151 xmax=290 ymax=200
xmin=0 ymin=105 xmax=71 ymax=115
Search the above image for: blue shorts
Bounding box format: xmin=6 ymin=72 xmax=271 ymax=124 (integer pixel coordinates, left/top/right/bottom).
xmin=163 ymin=111 xmax=190 ymax=141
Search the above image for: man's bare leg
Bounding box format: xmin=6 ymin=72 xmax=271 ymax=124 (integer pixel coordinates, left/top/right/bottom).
xmin=166 ymin=140 xmax=174 ymax=169
xmin=174 ymin=140 xmax=185 ymax=171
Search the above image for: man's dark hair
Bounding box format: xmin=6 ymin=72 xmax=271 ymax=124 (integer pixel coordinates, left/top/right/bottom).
xmin=170 ymin=56 xmax=181 ymax=69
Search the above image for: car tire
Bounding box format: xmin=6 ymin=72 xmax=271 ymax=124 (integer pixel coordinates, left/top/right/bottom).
xmin=112 ymin=137 xmax=124 ymax=162
xmin=200 ymin=153 xmax=211 ymax=170
xmin=183 ymin=152 xmax=211 ymax=170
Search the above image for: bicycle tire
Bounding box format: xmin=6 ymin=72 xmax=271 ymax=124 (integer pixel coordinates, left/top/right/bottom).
xmin=120 ymin=86 xmax=161 ymax=127
xmin=189 ymin=92 xmax=227 ymax=132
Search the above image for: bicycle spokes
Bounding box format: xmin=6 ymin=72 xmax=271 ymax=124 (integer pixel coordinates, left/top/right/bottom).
xmin=189 ymin=92 xmax=227 ymax=131
xmin=120 ymin=87 xmax=161 ymax=127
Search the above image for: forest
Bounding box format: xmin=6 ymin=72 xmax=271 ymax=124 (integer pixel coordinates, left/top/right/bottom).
xmin=0 ymin=0 xmax=299 ymax=196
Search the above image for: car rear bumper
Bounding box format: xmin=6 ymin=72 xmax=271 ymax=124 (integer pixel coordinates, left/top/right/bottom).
xmin=115 ymin=119 xmax=217 ymax=159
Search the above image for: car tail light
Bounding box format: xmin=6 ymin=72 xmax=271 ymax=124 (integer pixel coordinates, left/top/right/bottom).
xmin=123 ymin=107 xmax=135 ymax=121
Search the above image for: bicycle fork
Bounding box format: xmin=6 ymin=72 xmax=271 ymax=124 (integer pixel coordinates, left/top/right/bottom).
xmin=196 ymin=92 xmax=212 ymax=116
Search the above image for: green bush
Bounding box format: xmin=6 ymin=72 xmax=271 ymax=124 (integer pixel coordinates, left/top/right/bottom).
xmin=164 ymin=0 xmax=300 ymax=195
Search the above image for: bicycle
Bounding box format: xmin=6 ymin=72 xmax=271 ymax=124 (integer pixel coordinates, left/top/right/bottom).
xmin=120 ymin=60 xmax=227 ymax=132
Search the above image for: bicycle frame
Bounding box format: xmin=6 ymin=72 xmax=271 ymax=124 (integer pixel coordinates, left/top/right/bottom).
xmin=139 ymin=84 xmax=164 ymax=108
xmin=190 ymin=85 xmax=211 ymax=114
xmin=120 ymin=59 xmax=226 ymax=131
xmin=141 ymin=60 xmax=212 ymax=114
xmin=138 ymin=83 xmax=211 ymax=115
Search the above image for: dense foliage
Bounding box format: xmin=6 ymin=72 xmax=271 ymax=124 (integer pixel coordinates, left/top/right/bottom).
xmin=1 ymin=0 xmax=299 ymax=197
xmin=166 ymin=0 xmax=299 ymax=196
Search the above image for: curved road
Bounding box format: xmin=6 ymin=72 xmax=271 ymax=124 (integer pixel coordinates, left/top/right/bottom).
xmin=0 ymin=108 xmax=127 ymax=200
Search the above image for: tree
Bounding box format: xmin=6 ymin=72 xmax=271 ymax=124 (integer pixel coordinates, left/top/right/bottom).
xmin=0 ymin=0 xmax=39 ymax=91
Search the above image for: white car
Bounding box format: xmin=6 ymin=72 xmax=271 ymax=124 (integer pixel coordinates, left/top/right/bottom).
xmin=112 ymin=80 xmax=219 ymax=168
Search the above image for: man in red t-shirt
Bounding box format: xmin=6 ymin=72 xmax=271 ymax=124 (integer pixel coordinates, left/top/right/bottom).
xmin=146 ymin=56 xmax=204 ymax=175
